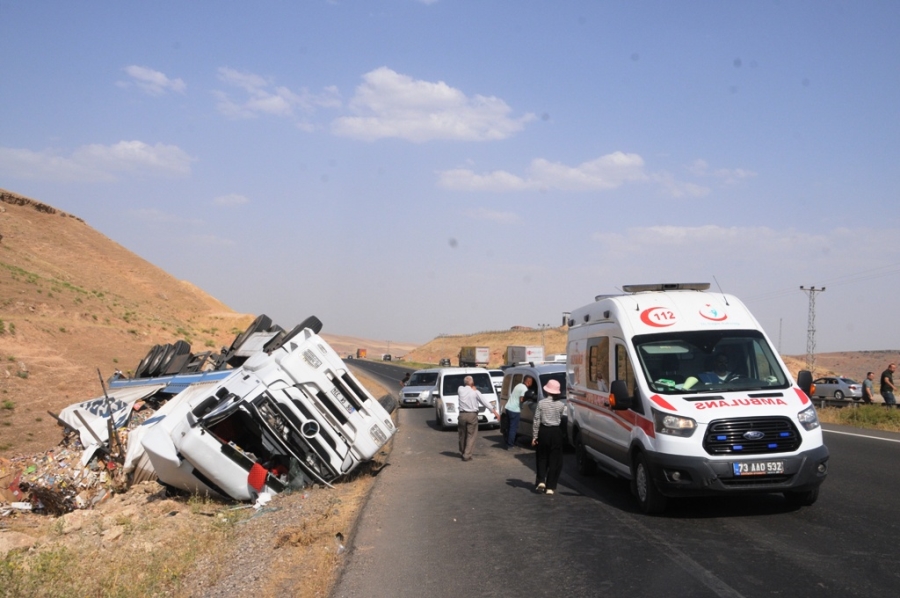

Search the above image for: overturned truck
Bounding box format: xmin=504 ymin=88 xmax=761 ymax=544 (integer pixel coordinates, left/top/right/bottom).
xmin=57 ymin=315 xmax=396 ymax=502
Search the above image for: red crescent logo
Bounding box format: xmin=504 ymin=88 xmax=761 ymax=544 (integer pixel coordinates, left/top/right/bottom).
xmin=699 ymin=304 xmax=728 ymax=321
xmin=640 ymin=307 xmax=676 ymax=327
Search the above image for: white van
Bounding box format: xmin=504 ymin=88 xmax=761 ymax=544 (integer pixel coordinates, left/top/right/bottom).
xmin=566 ymin=283 xmax=827 ymax=514
xmin=433 ymin=367 xmax=500 ymax=430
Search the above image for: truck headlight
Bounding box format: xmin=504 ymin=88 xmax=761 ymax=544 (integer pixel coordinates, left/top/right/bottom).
xmin=652 ymin=408 xmax=697 ymax=437
xmin=797 ymin=405 xmax=820 ymax=430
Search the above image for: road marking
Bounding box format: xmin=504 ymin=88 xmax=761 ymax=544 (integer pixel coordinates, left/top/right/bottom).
xmin=563 ymin=474 xmax=745 ymax=598
xmin=823 ymin=428 xmax=900 ymax=443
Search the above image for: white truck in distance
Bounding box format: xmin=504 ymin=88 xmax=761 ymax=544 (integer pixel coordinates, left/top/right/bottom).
xmin=565 ymin=283 xmax=827 ymax=514
xmin=505 ymin=345 xmax=544 ymax=365
xmin=458 ymin=346 xmax=490 ymax=367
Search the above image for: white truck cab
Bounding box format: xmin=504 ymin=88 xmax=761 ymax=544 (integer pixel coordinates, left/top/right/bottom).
xmin=566 ymin=283 xmax=827 ymax=514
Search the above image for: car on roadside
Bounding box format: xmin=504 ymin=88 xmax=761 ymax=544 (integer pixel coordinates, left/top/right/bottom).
xmin=812 ymin=376 xmax=862 ymax=401
xmin=439 ymin=358 xmax=452 ymax=366
xmin=488 ymin=369 xmax=504 ymax=395
xmin=398 ymin=368 xmax=440 ymax=407
xmin=433 ymin=367 xmax=500 ymax=430
xmin=499 ymin=363 xmax=569 ymax=448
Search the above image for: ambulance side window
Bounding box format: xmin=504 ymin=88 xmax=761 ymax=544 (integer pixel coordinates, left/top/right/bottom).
xmin=587 ymin=337 xmax=609 ymax=392
xmin=615 ymin=343 xmax=643 ymax=414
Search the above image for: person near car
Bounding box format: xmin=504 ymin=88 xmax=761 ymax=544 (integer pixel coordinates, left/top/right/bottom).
xmin=531 ymin=379 xmax=566 ymax=494
xmin=862 ymin=372 xmax=876 ymax=404
xmin=457 ymin=375 xmax=500 ymax=461
xmin=504 ymin=375 xmax=534 ymax=449
xmin=400 ymin=372 xmax=410 ymax=387
xmin=880 ymin=364 xmax=897 ymax=406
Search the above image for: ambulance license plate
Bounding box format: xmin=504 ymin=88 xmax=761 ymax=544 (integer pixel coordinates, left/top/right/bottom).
xmin=732 ymin=460 xmax=784 ymax=476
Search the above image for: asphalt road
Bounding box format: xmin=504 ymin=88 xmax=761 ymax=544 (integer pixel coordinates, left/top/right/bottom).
xmin=339 ymin=361 xmax=900 ymax=598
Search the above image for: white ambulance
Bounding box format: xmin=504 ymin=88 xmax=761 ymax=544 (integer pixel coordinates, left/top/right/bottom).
xmin=565 ymin=283 xmax=827 ymax=514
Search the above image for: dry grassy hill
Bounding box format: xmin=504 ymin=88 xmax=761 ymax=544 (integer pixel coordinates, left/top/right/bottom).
xmin=0 ymin=189 xmax=262 ymax=456
xmin=405 ymin=327 xmax=567 ymax=366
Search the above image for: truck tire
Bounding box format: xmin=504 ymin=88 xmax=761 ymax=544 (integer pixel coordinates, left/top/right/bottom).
xmin=784 ymin=486 xmax=819 ymax=507
xmin=574 ymin=431 xmax=596 ymax=476
xmin=632 ymin=451 xmax=667 ymax=515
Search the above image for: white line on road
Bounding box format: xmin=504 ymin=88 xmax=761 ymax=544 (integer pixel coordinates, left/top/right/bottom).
xmin=823 ymin=428 xmax=900 ymax=443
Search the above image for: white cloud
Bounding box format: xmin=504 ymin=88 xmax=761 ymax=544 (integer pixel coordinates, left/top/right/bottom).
xmin=437 ymin=151 xmax=650 ymax=192
xmin=437 ymin=168 xmax=532 ymax=192
xmin=332 ymin=67 xmax=534 ymax=142
xmin=121 ymin=65 xmax=186 ymax=95
xmin=689 ymin=159 xmax=757 ymax=185
xmin=464 ymin=207 xmax=521 ymax=224
xmin=212 ymin=193 xmax=249 ymax=207
xmin=0 ymin=141 xmax=194 ymax=182
xmin=215 ymin=67 xmax=341 ymax=122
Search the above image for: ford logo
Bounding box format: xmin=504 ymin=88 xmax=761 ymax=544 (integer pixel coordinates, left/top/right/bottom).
xmin=743 ymin=430 xmax=765 ymax=440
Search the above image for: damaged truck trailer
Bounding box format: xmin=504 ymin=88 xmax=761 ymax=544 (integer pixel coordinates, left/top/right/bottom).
xmin=61 ymin=316 xmax=396 ymax=502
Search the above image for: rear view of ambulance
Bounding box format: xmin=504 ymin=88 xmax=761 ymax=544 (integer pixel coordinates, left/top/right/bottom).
xmin=566 ymin=283 xmax=827 ymax=514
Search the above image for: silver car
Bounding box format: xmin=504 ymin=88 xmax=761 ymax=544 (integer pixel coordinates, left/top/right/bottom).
xmin=398 ymin=369 xmax=440 ymax=407
xmin=813 ymin=376 xmax=862 ymax=401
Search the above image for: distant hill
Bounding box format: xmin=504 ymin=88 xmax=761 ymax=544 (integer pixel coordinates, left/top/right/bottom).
xmin=406 ymin=323 xmax=897 ymax=386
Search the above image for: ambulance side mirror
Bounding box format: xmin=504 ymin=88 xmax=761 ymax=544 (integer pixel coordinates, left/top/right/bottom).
xmin=797 ymin=370 xmax=814 ymax=398
xmin=609 ymin=380 xmax=633 ymax=410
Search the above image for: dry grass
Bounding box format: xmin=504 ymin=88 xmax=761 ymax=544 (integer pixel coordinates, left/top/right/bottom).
xmin=816 ymin=404 xmax=900 ymax=432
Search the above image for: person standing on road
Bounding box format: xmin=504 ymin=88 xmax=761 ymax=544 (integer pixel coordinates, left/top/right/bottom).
xmin=458 ymin=375 xmax=500 ymax=461
xmin=531 ymin=379 xmax=566 ymax=495
xmin=880 ymin=364 xmax=897 ymax=407
xmin=400 ymin=372 xmax=410 ymax=387
xmin=504 ymin=375 xmax=534 ymax=449
xmin=862 ymin=372 xmax=876 ymax=404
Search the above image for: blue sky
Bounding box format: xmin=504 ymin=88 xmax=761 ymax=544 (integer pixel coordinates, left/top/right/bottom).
xmin=2 ymin=1 xmax=899 ymax=355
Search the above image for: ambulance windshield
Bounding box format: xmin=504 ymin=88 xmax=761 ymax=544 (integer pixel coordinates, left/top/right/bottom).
xmin=633 ymin=329 xmax=790 ymax=395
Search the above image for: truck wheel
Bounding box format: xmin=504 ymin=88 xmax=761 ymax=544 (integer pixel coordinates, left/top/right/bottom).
xmin=632 ymin=452 xmax=667 ymax=514
xmin=784 ymin=486 xmax=819 ymax=507
xmin=574 ymin=432 xmax=596 ymax=476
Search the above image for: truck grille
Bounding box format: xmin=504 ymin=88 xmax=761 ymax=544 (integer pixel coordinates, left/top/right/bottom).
xmin=703 ymin=416 xmax=801 ymax=455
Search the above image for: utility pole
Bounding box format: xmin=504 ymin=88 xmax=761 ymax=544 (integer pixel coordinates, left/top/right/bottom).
xmin=538 ymin=323 xmax=550 ymax=355
xmin=799 ymin=286 xmax=825 ymax=375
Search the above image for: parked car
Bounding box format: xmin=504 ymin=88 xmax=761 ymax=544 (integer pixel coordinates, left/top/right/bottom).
xmin=488 ymin=369 xmax=504 ymax=395
xmin=439 ymin=358 xmax=452 ymax=366
xmin=382 ymin=354 xmax=392 ymax=361
xmin=813 ymin=376 xmax=862 ymax=401
xmin=433 ymin=367 xmax=500 ymax=430
xmin=398 ymin=368 xmax=439 ymax=407
xmin=499 ymin=363 xmax=568 ymax=448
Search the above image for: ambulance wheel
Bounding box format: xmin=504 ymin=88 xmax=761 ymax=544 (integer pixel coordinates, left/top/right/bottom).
xmin=574 ymin=432 xmax=596 ymax=476
xmin=632 ymin=452 xmax=667 ymax=515
xmin=784 ymin=486 xmax=819 ymax=507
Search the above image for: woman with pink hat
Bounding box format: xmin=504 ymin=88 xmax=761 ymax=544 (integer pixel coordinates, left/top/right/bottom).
xmin=531 ymin=378 xmax=566 ymax=495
